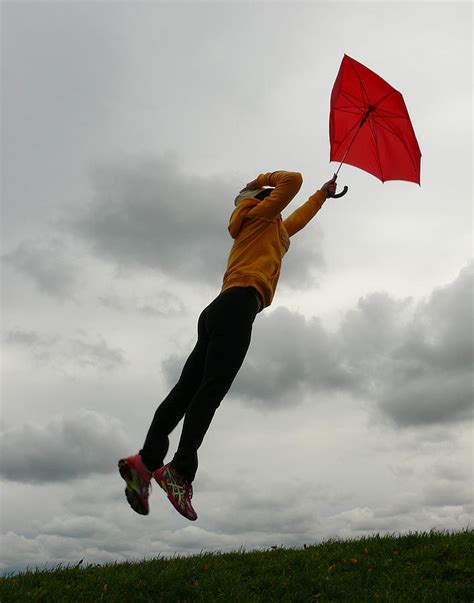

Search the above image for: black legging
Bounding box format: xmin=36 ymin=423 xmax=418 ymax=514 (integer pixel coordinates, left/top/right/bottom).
xmin=140 ymin=286 xmax=259 ymax=481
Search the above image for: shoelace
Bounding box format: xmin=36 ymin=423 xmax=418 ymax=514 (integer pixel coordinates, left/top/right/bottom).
xmin=175 ymin=474 xmax=193 ymax=501
xmin=165 ymin=466 xmax=194 ymax=504
xmin=176 ymin=477 xmax=192 ymax=498
xmin=172 ymin=474 xmax=195 ymax=515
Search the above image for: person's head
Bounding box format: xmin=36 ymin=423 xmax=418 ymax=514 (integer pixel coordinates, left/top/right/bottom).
xmin=254 ymin=188 xmax=273 ymax=201
xmin=234 ymin=187 xmax=274 ymax=207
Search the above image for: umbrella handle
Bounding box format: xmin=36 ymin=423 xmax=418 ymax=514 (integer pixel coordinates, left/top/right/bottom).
xmin=328 ymin=185 xmax=348 ymax=199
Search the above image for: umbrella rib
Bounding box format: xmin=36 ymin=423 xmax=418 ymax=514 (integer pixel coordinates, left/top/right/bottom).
xmin=375 ymin=91 xmax=415 ymax=122
xmin=347 ymin=59 xmax=372 ymax=110
xmin=373 ymin=113 xmax=420 ymax=171
xmin=375 ymin=107 xmax=410 ymax=120
xmin=367 ymin=116 xmax=385 ymax=182
xmin=373 ymin=90 xmax=420 ymax=167
xmin=373 ymin=89 xmax=397 ymax=109
xmin=346 ymin=63 xmax=384 ymax=180
xmin=333 ymin=120 xmax=361 ymax=157
xmin=339 ymin=89 xmax=366 ymax=112
xmin=334 ymin=107 xmax=365 ymax=117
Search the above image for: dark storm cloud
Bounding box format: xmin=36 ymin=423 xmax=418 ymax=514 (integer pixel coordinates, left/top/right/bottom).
xmin=162 ymin=263 xmax=473 ymax=428
xmin=65 ymin=153 xmax=325 ymax=290
xmin=376 ymin=263 xmax=473 ymax=427
xmin=69 ymin=153 xmax=227 ymax=281
xmin=337 ymin=264 xmax=473 ymax=427
xmin=378 ymin=373 xmax=471 ymax=427
xmin=0 ymin=410 xmax=128 ymax=484
xmin=234 ymin=306 xmax=355 ymax=407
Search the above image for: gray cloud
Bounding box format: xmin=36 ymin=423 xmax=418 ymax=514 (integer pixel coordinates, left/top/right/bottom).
xmin=2 ymin=237 xmax=79 ymax=300
xmin=376 ymin=263 xmax=473 ymax=427
xmin=4 ymin=329 xmax=54 ymax=348
xmin=63 ymin=153 xmax=324 ymax=291
xmin=4 ymin=328 xmax=126 ymax=373
xmin=65 ymin=153 xmax=234 ymax=285
xmin=67 ymin=335 xmax=126 ymax=372
xmin=379 ymin=373 xmax=472 ymax=427
xmin=422 ymin=482 xmax=473 ymax=508
xmin=39 ymin=515 xmax=111 ymax=540
xmin=98 ymin=289 xmax=186 ymax=318
xmin=0 ymin=410 xmax=128 ymax=484
xmin=331 ymin=506 xmax=407 ymax=534
xmin=432 ymin=461 xmax=472 ymax=483
xmin=162 ymin=263 xmax=473 ymax=428
xmin=337 ymin=291 xmax=413 ymax=386
xmin=234 ymin=306 xmax=355 ymax=407
xmin=328 ymin=491 xmax=472 ymax=537
xmin=207 ymin=488 xmax=321 ymax=539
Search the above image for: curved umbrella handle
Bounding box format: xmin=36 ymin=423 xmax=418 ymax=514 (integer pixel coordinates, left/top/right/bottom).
xmin=328 ymin=185 xmax=348 ymax=199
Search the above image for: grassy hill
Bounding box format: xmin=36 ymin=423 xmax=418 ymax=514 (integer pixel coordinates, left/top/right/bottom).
xmin=1 ymin=528 xmax=472 ymax=601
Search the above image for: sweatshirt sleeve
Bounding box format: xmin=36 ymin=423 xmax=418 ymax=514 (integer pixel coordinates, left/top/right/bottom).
xmin=282 ymin=190 xmax=327 ymax=237
xmin=247 ymin=171 xmax=303 ymax=221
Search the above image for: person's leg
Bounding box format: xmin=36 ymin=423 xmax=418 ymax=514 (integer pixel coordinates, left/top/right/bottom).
xmin=170 ymin=287 xmax=259 ymax=481
xmin=139 ymin=306 xmax=210 ymax=471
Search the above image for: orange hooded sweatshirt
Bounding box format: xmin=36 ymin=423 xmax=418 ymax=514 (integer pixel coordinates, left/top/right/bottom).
xmin=220 ymin=171 xmax=327 ymax=311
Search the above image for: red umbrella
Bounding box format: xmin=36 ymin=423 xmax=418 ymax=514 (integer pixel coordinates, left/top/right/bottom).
xmin=328 ymin=54 xmax=421 ymax=198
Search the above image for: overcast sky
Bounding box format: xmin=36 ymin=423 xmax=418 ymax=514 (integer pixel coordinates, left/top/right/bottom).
xmin=1 ymin=0 xmax=472 ymax=577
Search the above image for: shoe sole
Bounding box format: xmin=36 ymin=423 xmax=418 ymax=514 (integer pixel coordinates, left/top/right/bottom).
xmin=118 ymin=459 xmax=149 ymax=515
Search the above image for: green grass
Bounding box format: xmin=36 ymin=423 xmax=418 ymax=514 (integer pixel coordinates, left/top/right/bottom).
xmin=1 ymin=528 xmax=472 ymax=602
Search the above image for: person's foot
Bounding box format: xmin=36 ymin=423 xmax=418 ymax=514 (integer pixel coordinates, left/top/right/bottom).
xmin=118 ymin=454 xmax=153 ymax=515
xmin=154 ymin=463 xmax=197 ymax=521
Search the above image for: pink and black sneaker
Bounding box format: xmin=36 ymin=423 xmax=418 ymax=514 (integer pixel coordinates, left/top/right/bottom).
xmin=118 ymin=454 xmax=153 ymax=515
xmin=154 ymin=463 xmax=197 ymax=521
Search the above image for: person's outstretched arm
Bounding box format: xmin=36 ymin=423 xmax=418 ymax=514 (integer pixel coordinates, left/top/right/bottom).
xmin=283 ymin=175 xmax=337 ymax=237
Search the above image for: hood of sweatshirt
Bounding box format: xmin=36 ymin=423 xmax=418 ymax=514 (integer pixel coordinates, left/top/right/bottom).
xmin=228 ymin=198 xmax=260 ymax=239
xmin=234 ymin=187 xmax=268 ymax=207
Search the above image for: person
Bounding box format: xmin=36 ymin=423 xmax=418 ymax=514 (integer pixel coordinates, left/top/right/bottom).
xmin=118 ymin=170 xmax=338 ymax=521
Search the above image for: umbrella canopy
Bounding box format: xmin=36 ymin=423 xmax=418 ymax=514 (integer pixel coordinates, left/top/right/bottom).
xmin=330 ymin=54 xmax=421 ymax=185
